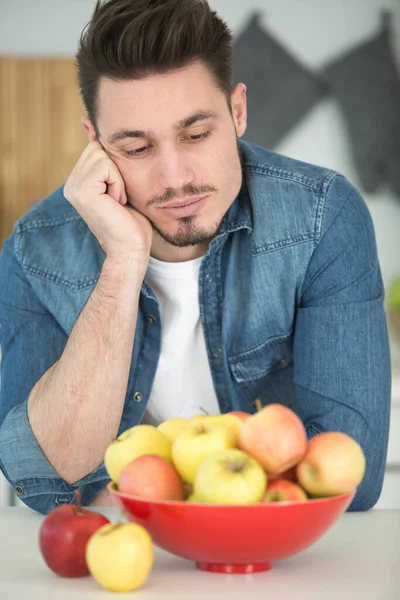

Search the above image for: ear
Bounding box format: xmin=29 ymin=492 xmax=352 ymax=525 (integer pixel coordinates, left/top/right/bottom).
xmin=231 ymin=83 xmax=247 ymax=138
xmin=81 ymin=116 xmax=97 ymax=143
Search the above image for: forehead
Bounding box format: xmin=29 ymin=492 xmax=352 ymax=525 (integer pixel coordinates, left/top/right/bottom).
xmin=96 ymin=61 xmax=226 ymax=135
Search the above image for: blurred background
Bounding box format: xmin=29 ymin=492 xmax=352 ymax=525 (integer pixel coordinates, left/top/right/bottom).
xmin=0 ymin=0 xmax=399 ymax=507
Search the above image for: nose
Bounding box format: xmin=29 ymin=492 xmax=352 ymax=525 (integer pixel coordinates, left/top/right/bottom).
xmin=154 ymin=144 xmax=195 ymax=191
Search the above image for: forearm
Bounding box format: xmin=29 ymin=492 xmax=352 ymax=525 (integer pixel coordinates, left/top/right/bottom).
xmin=297 ymin=377 xmax=391 ymax=511
xmin=28 ymin=256 xmax=146 ymax=484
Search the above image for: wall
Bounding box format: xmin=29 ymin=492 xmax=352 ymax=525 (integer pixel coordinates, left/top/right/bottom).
xmin=1 ymin=0 xmax=400 ymax=288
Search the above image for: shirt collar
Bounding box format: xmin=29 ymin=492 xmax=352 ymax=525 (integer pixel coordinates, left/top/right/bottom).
xmin=217 ymin=141 xmax=254 ymax=237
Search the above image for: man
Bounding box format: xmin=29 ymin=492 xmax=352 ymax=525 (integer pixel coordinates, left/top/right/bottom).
xmin=0 ymin=0 xmax=391 ymax=514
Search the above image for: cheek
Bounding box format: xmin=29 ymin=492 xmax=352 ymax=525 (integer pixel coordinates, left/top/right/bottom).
xmin=116 ymin=163 xmax=150 ymax=207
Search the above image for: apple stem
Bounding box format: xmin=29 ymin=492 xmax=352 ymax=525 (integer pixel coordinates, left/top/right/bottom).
xmin=198 ymin=406 xmax=210 ymax=416
xmin=74 ymin=489 xmax=83 ymax=516
xmin=255 ymin=399 xmax=263 ymax=412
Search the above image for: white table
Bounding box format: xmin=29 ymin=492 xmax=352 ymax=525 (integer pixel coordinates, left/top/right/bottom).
xmin=0 ymin=508 xmax=399 ymax=599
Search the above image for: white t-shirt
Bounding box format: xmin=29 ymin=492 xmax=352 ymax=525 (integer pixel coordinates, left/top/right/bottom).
xmin=142 ymin=255 xmax=221 ymax=426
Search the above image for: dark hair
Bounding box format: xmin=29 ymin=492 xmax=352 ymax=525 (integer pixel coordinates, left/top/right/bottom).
xmin=76 ymin=0 xmax=233 ymax=134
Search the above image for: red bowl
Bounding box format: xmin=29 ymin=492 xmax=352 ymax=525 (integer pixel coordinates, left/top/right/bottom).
xmin=108 ymin=482 xmax=354 ymax=574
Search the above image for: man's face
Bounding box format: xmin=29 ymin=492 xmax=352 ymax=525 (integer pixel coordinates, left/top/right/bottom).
xmin=91 ymin=61 xmax=247 ymax=257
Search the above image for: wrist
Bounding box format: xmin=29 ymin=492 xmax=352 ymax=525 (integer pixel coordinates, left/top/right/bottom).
xmin=101 ymin=254 xmax=149 ymax=290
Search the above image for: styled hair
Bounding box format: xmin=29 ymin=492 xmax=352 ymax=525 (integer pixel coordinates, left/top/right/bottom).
xmin=76 ymin=0 xmax=233 ymax=133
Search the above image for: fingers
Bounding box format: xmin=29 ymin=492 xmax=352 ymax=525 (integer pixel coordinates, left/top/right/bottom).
xmin=96 ymin=141 xmax=128 ymax=206
xmin=106 ymin=166 xmax=128 ymax=206
xmin=82 ymin=142 xmax=128 ymax=206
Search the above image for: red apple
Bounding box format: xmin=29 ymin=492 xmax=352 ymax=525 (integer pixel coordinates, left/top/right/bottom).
xmin=227 ymin=411 xmax=251 ymax=422
xmin=119 ymin=454 xmax=184 ymax=501
xmin=39 ymin=490 xmax=110 ymax=577
xmin=238 ymin=403 xmax=308 ymax=477
xmin=296 ymin=431 xmax=366 ymax=497
xmin=263 ymin=479 xmax=307 ymax=502
xmin=268 ymin=466 xmax=298 ymax=482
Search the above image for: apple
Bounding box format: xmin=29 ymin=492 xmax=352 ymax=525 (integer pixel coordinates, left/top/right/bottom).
xmin=268 ymin=466 xmax=298 ymax=482
xmin=172 ymin=422 xmax=236 ymax=484
xmin=228 ymin=410 xmax=251 ymax=422
xmin=86 ymin=522 xmax=153 ymax=593
xmin=193 ymin=448 xmax=267 ymax=504
xmin=104 ymin=424 xmax=171 ymax=482
xmin=263 ymin=479 xmax=307 ymax=502
xmin=157 ymin=417 xmax=188 ymax=444
xmin=201 ymin=413 xmax=244 ymax=443
xmin=39 ymin=490 xmax=110 ymax=577
xmin=186 ymin=493 xmax=203 ymax=502
xmin=183 ymin=481 xmax=194 ymax=500
xmin=296 ymin=431 xmax=366 ymax=496
xmin=186 ymin=414 xmax=208 ymax=425
xmin=238 ymin=403 xmax=307 ymax=476
xmin=118 ymin=454 xmax=184 ymax=501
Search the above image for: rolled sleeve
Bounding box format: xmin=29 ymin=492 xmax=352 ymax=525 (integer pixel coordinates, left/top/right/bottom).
xmin=0 ymin=400 xmax=110 ymax=514
xmin=0 ymin=235 xmax=110 ymax=514
xmin=294 ymin=176 xmax=391 ymax=511
xmin=0 ymin=400 xmax=75 ymax=512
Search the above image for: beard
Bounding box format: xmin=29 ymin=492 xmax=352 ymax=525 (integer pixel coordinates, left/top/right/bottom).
xmin=149 ymin=139 xmax=244 ymax=248
xmin=149 ymin=213 xmax=223 ymax=248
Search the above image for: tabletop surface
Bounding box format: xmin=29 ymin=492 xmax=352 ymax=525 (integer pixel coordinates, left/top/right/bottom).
xmin=0 ymin=507 xmax=399 ymax=599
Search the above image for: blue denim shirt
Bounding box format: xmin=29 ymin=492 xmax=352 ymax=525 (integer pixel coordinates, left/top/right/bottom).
xmin=0 ymin=140 xmax=391 ymax=514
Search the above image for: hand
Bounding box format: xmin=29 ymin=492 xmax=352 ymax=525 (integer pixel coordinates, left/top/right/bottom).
xmin=64 ymin=141 xmax=152 ymax=262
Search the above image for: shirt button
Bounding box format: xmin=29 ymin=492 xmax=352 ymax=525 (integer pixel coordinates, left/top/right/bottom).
xmin=15 ymin=485 xmax=24 ymax=495
xmin=148 ymin=315 xmax=156 ymax=324
xmin=205 ymin=274 xmax=213 ymax=283
xmin=213 ymin=348 xmax=222 ymax=358
xmin=133 ymin=391 xmax=143 ymax=403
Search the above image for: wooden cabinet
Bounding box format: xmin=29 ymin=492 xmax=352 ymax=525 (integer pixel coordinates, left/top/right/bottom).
xmin=0 ymin=58 xmax=87 ymax=247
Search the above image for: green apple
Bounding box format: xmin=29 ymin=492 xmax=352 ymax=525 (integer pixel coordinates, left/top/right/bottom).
xmin=104 ymin=425 xmax=171 ymax=483
xmin=86 ymin=522 xmax=153 ymax=592
xmin=193 ymin=448 xmax=267 ymax=504
xmin=172 ymin=422 xmax=236 ymax=484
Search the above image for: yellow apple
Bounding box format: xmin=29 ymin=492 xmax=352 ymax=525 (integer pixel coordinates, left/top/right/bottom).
xmin=203 ymin=414 xmax=243 ymax=443
xmin=194 ymin=448 xmax=267 ymax=504
xmin=157 ymin=418 xmax=188 ymax=444
xmin=185 ymin=414 xmax=208 ymax=426
xmin=104 ymin=425 xmax=171 ymax=482
xmin=172 ymin=422 xmax=236 ymax=484
xmin=186 ymin=493 xmax=203 ymax=502
xmin=183 ymin=414 xmax=243 ymax=443
xmin=86 ymin=522 xmax=153 ymax=593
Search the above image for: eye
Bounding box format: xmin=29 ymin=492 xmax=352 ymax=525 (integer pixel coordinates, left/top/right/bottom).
xmin=185 ymin=131 xmax=211 ymax=142
xmin=123 ymin=145 xmax=150 ymax=157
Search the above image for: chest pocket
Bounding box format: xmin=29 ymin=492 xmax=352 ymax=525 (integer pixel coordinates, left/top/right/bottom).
xmin=228 ymin=332 xmax=298 ymax=414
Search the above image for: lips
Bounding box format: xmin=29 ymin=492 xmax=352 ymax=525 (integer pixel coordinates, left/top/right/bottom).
xmin=162 ymin=196 xmax=206 ymax=209
xmin=158 ymin=195 xmax=208 ymax=218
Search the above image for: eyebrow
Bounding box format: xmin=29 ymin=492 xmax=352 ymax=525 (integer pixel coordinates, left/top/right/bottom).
xmin=105 ymin=110 xmax=219 ymax=144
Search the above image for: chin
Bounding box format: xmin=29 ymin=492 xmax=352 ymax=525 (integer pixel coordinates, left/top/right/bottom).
xmin=153 ymin=216 xmax=223 ymax=248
